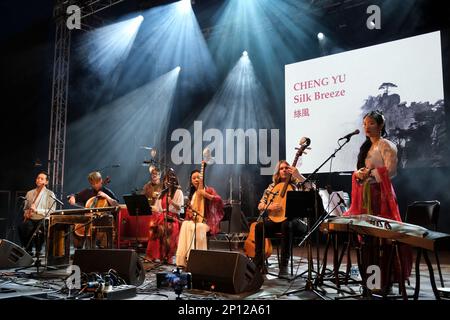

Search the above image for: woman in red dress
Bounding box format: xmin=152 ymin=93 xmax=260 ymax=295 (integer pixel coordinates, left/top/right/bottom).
xmin=345 ymin=110 xmax=412 ymax=293
xmin=145 ymin=169 xmax=183 ymax=263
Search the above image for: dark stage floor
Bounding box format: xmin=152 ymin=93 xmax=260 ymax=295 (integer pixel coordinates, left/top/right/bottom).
xmin=1 ymin=239 xmax=449 ymax=302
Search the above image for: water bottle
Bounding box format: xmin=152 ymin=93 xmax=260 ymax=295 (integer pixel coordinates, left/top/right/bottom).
xmin=350 ymin=266 xmax=359 ymax=277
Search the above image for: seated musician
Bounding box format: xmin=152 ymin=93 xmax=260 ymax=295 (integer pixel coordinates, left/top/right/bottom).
xmin=68 ymin=171 xmax=119 ymax=248
xmin=254 ymin=160 xmax=309 ymax=276
xmin=142 ymin=166 xmax=163 ymax=209
xmin=145 ymin=169 xmax=183 ymax=263
xmin=18 ymin=171 xmax=56 ymax=257
xmin=176 ymin=167 xmax=224 ymax=268
xmin=344 ymin=110 xmax=412 ymax=292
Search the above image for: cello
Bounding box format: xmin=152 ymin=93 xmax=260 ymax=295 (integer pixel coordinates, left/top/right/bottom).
xmin=74 ymin=177 xmax=112 ymax=243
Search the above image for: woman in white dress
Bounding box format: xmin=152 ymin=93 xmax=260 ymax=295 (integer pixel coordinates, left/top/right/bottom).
xmin=176 ymin=166 xmax=223 ymax=267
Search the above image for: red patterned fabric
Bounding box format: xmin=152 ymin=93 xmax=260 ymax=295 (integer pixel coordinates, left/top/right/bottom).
xmin=203 ymin=187 xmax=224 ymax=235
xmin=345 ymin=167 xmax=412 ymax=282
xmin=146 ymin=194 xmax=180 ymax=261
xmin=344 ymin=167 xmax=401 ymax=221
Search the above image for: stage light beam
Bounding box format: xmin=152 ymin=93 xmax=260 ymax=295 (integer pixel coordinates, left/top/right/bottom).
xmin=178 ymin=0 xmax=192 ymax=14
xmin=317 ymin=32 xmax=325 ymax=40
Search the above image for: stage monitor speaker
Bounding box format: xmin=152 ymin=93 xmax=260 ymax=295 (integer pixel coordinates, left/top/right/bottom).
xmin=187 ymin=250 xmax=263 ymax=294
xmin=0 ymin=239 xmax=33 ymax=269
xmin=73 ymin=249 xmax=145 ymax=286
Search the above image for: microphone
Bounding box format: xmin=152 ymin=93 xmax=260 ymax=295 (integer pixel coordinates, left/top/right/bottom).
xmin=338 ymin=129 xmax=360 ymax=141
xmin=50 ymin=194 xmax=64 ymax=206
xmin=18 ymin=196 xmax=27 ymax=200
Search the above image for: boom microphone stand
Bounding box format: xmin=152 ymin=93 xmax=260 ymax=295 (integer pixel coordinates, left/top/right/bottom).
xmin=282 ymin=135 xmax=354 ymax=298
xmin=189 ymin=208 xmax=206 ymax=251
xmin=17 ymin=197 xmax=59 ymax=275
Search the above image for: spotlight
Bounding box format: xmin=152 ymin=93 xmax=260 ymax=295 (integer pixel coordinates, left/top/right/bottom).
xmin=317 ymin=32 xmax=324 ymax=40
xmin=175 ymin=66 xmax=181 ymax=72
xmin=137 ymin=15 xmax=144 ymax=22
xmin=178 ymin=0 xmax=192 ymax=14
xmin=242 ymin=50 xmax=248 ymax=57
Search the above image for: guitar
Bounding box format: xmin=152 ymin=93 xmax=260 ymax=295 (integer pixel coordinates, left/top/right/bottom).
xmin=268 ymin=137 xmax=311 ymax=223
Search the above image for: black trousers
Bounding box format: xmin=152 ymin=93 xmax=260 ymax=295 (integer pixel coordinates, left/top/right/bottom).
xmin=18 ymin=219 xmax=46 ymax=254
xmin=254 ymin=218 xmax=307 ymax=268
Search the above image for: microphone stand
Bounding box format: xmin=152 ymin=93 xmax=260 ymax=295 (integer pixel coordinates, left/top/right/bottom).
xmin=17 ymin=197 xmax=59 ymax=275
xmin=190 ymin=208 xmax=206 ymax=251
xmin=282 ymin=137 xmax=353 ymax=298
xmin=254 ymin=191 xmax=277 ymax=275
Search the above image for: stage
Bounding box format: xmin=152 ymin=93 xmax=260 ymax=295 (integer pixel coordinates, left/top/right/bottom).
xmin=1 ymin=243 xmax=448 ymax=301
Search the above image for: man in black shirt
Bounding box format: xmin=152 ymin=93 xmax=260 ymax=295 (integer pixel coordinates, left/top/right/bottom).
xmin=68 ymin=171 xmax=119 ymax=248
xmin=68 ymin=171 xmax=118 ymax=207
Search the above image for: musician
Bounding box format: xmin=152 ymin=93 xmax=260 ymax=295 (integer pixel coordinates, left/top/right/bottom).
xmin=254 ymin=160 xmax=309 ymax=276
xmin=68 ymin=171 xmax=118 ymax=207
xmin=145 ymin=169 xmax=183 ymax=263
xmin=345 ymin=110 xmax=412 ymax=291
xmin=175 ymin=167 xmax=224 ymax=268
xmin=18 ymin=171 xmax=56 ymax=257
xmin=143 ymin=166 xmax=163 ymax=207
xmin=68 ymin=171 xmax=119 ymax=248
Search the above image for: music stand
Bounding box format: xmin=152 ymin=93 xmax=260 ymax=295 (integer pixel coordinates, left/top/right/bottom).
xmin=123 ymin=194 xmax=152 ymax=252
xmin=286 ymin=191 xmax=316 ymax=221
xmin=283 ymin=190 xmax=327 ymax=299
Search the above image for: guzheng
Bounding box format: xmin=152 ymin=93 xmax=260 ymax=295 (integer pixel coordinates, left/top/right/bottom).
xmin=320 ymin=214 xmax=450 ymax=251
xmin=51 ymin=206 xmax=120 ymax=216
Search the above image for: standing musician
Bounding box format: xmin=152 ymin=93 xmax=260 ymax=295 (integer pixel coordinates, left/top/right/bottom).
xmin=145 ymin=169 xmax=183 ymax=263
xmin=18 ymin=171 xmax=56 ymax=257
xmin=142 ymin=166 xmax=163 ymax=209
xmin=176 ymin=165 xmax=224 ymax=268
xmin=254 ymin=160 xmax=309 ymax=276
xmin=68 ymin=171 xmax=119 ymax=248
xmin=344 ymin=110 xmax=412 ymax=292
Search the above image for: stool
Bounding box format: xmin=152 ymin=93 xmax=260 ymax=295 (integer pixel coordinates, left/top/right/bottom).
xmin=91 ymin=214 xmax=114 ymax=249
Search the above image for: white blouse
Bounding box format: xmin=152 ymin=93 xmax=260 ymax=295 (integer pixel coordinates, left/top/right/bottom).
xmin=365 ymin=138 xmax=398 ymax=182
xmin=154 ymin=188 xmax=184 ymax=214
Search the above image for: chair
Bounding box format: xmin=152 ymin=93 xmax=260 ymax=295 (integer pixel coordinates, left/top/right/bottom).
xmin=405 ymin=200 xmax=444 ymax=287
xmin=91 ymin=214 xmax=115 ymax=249
xmin=266 ymin=218 xmax=307 ymax=278
xmin=266 ymin=232 xmax=295 ymax=278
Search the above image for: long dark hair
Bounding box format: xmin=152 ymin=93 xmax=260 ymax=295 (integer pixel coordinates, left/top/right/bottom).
xmin=160 ymin=169 xmax=179 ymax=198
xmin=357 ymin=110 xmax=387 ymax=169
xmin=188 ymin=169 xmax=207 ymax=201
